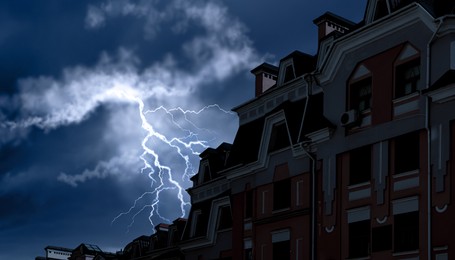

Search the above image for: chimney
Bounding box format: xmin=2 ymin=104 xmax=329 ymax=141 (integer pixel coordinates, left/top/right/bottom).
xmin=251 ymin=63 xmax=278 ymax=97
xmin=313 ymin=12 xmax=356 ymax=43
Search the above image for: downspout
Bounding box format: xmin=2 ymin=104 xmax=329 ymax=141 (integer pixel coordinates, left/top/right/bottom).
xmin=301 ymin=73 xmax=316 ymax=260
xmin=425 ymin=16 xmax=443 ymax=260
xmin=301 ymin=144 xmax=316 ymax=260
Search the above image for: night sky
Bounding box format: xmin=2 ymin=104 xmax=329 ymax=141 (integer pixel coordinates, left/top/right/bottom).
xmin=0 ymin=1 xmax=366 ymax=259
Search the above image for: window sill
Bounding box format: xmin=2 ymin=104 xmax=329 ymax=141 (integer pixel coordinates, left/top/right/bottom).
xmin=393 ymin=169 xmax=419 ymax=178
xmin=272 ymin=208 xmax=290 ymax=214
xmin=348 ymin=181 xmax=371 ymax=190
xmin=392 ymin=249 xmax=419 ymax=257
xmin=347 ymin=256 xmax=370 ymax=260
xmin=393 ymin=92 xmax=419 ymax=104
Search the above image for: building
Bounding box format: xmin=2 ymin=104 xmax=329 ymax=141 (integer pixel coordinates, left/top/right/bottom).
xmin=37 ymin=0 xmax=455 ymax=259
xmin=177 ymin=0 xmax=455 ymax=259
xmin=69 ymin=243 xmax=118 ymax=260
xmin=34 ymin=246 xmax=73 ymax=260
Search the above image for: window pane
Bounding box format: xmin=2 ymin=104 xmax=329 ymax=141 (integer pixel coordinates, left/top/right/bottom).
xmin=372 ymin=225 xmax=392 ymax=252
xmin=394 ymin=211 xmax=419 ymax=252
xmin=349 ymin=220 xmax=370 ymax=258
xmin=395 ymin=60 xmax=420 ymax=98
xmin=349 ymin=145 xmax=371 ymax=185
xmin=268 ymin=122 xmax=290 ymax=153
xmin=273 ymin=240 xmax=290 ymax=259
xmin=350 ymin=78 xmax=372 ymax=112
xmin=273 ymin=179 xmax=291 ymax=210
xmin=394 ymin=132 xmax=419 ymax=174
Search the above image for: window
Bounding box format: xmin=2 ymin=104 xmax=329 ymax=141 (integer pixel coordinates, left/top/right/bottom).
xmin=394 ymin=211 xmax=419 ymax=252
xmin=272 ymin=230 xmax=291 ymax=259
xmin=203 ymin=163 xmax=211 ymax=182
xmin=245 ymin=190 xmax=253 ymax=218
xmin=217 ymin=206 xmax=232 ymax=230
xmin=372 ymin=225 xmax=392 ymax=252
xmin=244 ymin=239 xmax=253 ymax=260
xmin=349 ymin=220 xmax=370 ymax=258
xmin=349 ymin=145 xmax=371 ymax=185
xmin=350 ymin=77 xmax=372 ymax=113
xmin=284 ymin=64 xmax=295 ymax=82
xmin=395 ymin=60 xmax=420 ymax=98
xmin=394 ymin=132 xmax=419 ymax=174
xmin=273 ymin=240 xmax=290 ymax=259
xmin=268 ymin=122 xmax=290 ymax=153
xmin=273 ymin=179 xmax=291 ymax=210
xmin=191 ymin=210 xmax=206 ymax=237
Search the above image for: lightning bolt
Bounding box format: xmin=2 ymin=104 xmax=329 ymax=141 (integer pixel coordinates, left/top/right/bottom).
xmin=109 ymin=84 xmax=235 ymax=232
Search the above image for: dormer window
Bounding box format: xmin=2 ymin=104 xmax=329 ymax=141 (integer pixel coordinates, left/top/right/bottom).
xmin=350 ymin=77 xmax=372 ymax=113
xmin=284 ymin=64 xmax=296 ymax=82
xmin=268 ymin=121 xmax=290 ymax=153
xmin=348 ymin=64 xmax=372 ymax=116
xmin=394 ymin=44 xmax=420 ymax=99
xmin=278 ymin=59 xmax=296 ymax=85
xmin=395 ymin=60 xmax=420 ymax=98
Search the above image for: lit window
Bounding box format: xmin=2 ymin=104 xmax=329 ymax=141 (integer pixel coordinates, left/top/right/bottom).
xmin=349 ymin=145 xmax=371 ymax=185
xmin=395 ymin=60 xmax=420 ymax=98
xmin=350 ymin=78 xmax=372 ymax=113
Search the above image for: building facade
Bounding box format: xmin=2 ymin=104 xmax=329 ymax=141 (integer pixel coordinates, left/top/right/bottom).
xmin=179 ymin=0 xmax=455 ymax=259
xmin=37 ymin=0 xmax=455 ymax=259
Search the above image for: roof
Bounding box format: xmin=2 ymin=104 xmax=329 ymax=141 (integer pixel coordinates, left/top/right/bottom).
xmin=429 ymin=70 xmax=455 ymax=90
xmin=73 ymin=243 xmax=103 ymax=253
xmin=45 ymin=245 xmax=73 ymax=252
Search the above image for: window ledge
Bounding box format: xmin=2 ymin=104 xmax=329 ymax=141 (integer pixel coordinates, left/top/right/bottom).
xmin=393 ymin=92 xmax=419 ymax=103
xmin=393 ymin=169 xmax=419 ymax=178
xmin=392 ymin=250 xmax=419 ymax=257
xmin=272 ymin=208 xmax=290 ymax=214
xmin=348 ymin=181 xmax=371 ymax=190
xmin=347 ymin=256 xmax=370 ymax=260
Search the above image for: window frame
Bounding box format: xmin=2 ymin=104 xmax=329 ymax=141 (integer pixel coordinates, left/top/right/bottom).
xmin=349 ymin=145 xmax=372 ymax=186
xmin=393 ymin=131 xmax=420 ymax=175
xmin=273 ymin=178 xmax=291 ymax=211
xmin=349 ymin=77 xmax=372 ymax=114
xmin=394 ymin=58 xmax=420 ymax=99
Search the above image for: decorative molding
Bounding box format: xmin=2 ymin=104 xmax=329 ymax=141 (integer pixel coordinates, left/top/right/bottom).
xmin=325 ymin=225 xmax=335 ymax=233
xmin=435 ymin=204 xmax=448 ymax=213
xmin=376 ymin=216 xmax=388 ymax=224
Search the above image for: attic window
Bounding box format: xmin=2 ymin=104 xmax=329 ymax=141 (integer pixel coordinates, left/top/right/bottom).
xmin=395 ymin=59 xmax=420 ymax=99
xmin=268 ymin=122 xmax=290 ymax=153
xmin=349 ymin=77 xmax=372 ymax=113
xmin=284 ymin=64 xmax=296 ymax=82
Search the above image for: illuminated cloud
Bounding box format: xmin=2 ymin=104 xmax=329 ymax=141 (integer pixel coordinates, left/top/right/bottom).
xmin=0 ymin=0 xmax=259 ymax=231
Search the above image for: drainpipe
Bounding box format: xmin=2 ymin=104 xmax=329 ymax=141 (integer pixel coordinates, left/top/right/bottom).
xmin=300 ymin=144 xmax=316 ymax=260
xmin=301 ymin=73 xmax=316 ymax=260
xmin=425 ymin=16 xmax=443 ymax=260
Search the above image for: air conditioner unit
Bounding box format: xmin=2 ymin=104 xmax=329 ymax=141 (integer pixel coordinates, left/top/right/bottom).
xmin=340 ymin=109 xmax=359 ymax=127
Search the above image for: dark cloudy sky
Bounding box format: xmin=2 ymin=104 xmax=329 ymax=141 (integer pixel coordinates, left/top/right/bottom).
xmin=0 ymin=1 xmax=366 ymax=259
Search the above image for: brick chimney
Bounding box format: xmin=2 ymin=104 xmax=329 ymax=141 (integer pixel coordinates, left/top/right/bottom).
xmin=313 ymin=12 xmax=356 ymax=43
xmin=251 ymin=63 xmax=278 ymax=97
